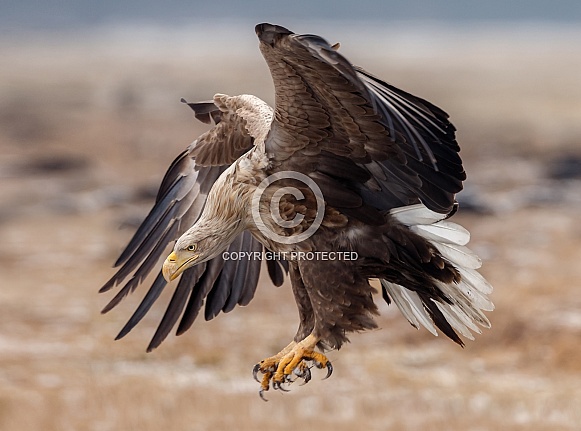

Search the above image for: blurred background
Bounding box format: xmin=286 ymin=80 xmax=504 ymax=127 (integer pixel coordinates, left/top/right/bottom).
xmin=1 ymin=1 xmax=581 ymax=430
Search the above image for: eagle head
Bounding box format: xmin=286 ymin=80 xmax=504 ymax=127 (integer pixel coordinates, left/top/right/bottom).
xmin=162 ymin=219 xmax=242 ymax=282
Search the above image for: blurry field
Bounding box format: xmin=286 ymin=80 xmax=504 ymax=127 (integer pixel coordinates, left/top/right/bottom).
xmin=1 ymin=23 xmax=581 ymax=431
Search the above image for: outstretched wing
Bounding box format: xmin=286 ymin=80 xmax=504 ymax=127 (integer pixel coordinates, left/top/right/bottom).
xmin=101 ymin=99 xmax=286 ymax=351
xmin=256 ymin=24 xmax=486 ymax=345
xmin=256 ymin=23 xmax=465 ymax=220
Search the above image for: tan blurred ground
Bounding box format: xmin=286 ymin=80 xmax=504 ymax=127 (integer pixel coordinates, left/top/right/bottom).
xmin=1 ymin=24 xmax=581 ymax=431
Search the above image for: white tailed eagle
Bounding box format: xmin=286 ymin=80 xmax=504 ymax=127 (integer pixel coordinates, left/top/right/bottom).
xmin=101 ymin=23 xmax=493 ymax=399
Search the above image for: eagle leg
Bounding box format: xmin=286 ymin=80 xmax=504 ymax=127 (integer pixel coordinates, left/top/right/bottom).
xmin=253 ymin=334 xmax=333 ymax=400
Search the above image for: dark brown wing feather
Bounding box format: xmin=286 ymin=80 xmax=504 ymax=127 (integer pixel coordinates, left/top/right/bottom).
xmin=101 ymin=100 xmax=286 ymax=350
xmin=257 ymin=23 xmax=464 ymax=218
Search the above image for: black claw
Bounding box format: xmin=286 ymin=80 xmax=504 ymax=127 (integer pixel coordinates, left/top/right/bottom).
xmin=273 ymin=380 xmax=290 ymax=392
xmin=252 ymin=363 xmax=261 ymax=383
xmin=259 ymin=389 xmax=269 ymax=402
xmin=299 ymin=367 xmax=312 ymax=386
xmin=323 ymin=361 xmax=333 ymax=380
xmin=304 ymin=366 xmax=312 ymax=383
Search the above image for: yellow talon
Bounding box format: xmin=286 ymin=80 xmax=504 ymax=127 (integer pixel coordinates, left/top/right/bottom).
xmin=253 ymin=334 xmax=333 ymax=399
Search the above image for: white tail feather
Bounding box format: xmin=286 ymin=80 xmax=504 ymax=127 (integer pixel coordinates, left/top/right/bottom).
xmin=443 ymin=300 xmax=482 ymax=334
xmin=457 ymin=267 xmax=493 ymax=295
xmin=384 ymin=204 xmax=494 ymax=341
xmin=410 ymin=221 xmax=470 ymax=246
xmin=380 ymin=280 xmax=438 ymax=336
xmin=390 ymin=203 xmax=445 ymax=225
xmin=458 ymin=280 xmax=495 ymax=311
xmin=433 ymin=242 xmax=482 ymax=270
xmin=436 ymin=281 xmax=491 ymax=328
xmin=435 ymin=301 xmax=477 ymax=340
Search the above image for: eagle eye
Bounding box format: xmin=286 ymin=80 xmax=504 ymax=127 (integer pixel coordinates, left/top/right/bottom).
xmin=187 ymin=244 xmax=197 ymax=252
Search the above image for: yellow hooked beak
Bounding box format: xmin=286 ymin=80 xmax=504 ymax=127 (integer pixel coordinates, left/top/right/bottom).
xmin=162 ymin=251 xmax=199 ymax=282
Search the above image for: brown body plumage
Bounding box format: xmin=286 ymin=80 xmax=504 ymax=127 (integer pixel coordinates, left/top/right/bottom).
xmin=101 ymin=23 xmax=493 ymax=397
